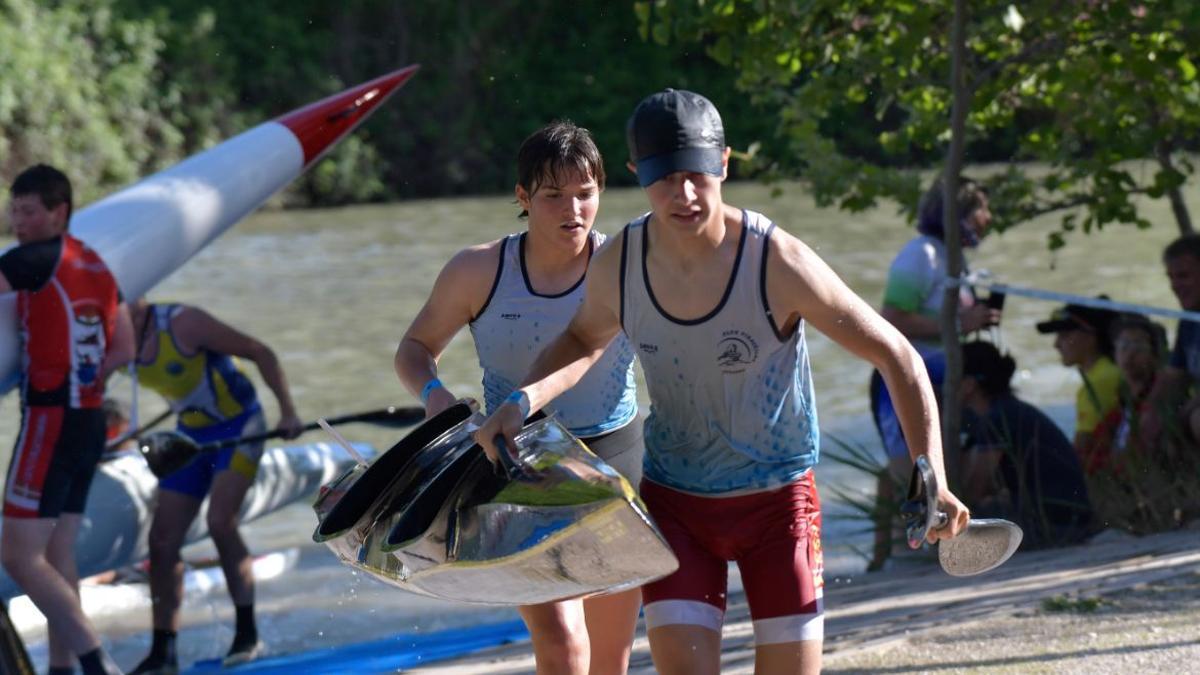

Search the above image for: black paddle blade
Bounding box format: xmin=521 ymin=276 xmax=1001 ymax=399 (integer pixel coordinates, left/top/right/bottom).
xmin=139 ymin=431 xmax=200 ymax=479
xmin=313 ymin=402 xmax=475 ymax=541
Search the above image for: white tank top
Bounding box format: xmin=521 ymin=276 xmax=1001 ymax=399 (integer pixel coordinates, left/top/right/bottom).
xmin=470 ymin=231 xmax=637 ymax=437
xmin=620 ymin=210 xmax=819 ymax=494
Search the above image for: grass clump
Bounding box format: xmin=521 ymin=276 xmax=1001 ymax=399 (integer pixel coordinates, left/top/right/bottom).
xmin=1041 ymin=594 xmax=1106 ymax=614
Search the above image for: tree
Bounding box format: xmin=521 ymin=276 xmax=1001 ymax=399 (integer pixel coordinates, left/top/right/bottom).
xmin=0 ymin=0 xmax=188 ymax=203
xmin=636 ymin=0 xmax=1200 ymax=246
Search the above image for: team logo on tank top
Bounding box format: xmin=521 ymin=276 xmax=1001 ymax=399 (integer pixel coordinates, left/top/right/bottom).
xmin=72 ymin=304 xmax=107 ymax=386
xmin=717 ymin=329 xmax=759 ymax=373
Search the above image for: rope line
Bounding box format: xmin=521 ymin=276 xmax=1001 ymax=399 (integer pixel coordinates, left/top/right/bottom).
xmin=954 ymin=270 xmax=1200 ymax=323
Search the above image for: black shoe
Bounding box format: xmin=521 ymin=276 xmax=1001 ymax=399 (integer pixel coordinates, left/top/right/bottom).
xmin=128 ymin=653 xmax=177 ymax=675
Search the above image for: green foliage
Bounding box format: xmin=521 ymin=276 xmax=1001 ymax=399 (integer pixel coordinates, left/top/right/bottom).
xmin=1042 ymin=594 xmax=1105 ymax=613
xmin=0 ymin=0 xmax=187 ymax=204
xmin=2 ymin=1 xmax=772 ymax=206
xmin=637 ymin=0 xmax=1200 ymax=245
xmin=1085 ymin=442 xmax=1200 ymax=535
xmin=822 ymin=433 xmax=907 ymax=566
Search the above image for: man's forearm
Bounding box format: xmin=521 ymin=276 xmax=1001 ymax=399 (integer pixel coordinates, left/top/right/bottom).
xmin=254 ymin=349 xmax=297 ymax=417
xmin=394 ymin=337 xmax=439 ymax=398
xmin=519 ymin=328 xmax=608 ymax=412
xmin=880 ymin=344 xmax=947 ymax=485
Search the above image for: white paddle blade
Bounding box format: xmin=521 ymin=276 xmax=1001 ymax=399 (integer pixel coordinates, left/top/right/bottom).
xmin=938 ymin=518 xmax=1023 ymax=576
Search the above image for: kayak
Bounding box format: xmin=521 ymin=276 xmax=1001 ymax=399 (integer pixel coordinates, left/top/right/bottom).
xmin=0 ymin=440 xmax=375 ymax=599
xmin=315 ymin=405 xmax=678 ymax=605
xmin=8 ymin=549 xmax=302 ymax=635
xmin=0 ymin=65 xmax=419 ymax=394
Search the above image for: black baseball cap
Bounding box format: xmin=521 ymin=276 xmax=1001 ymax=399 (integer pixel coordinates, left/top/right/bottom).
xmin=626 ymin=89 xmax=726 ymax=187
xmin=1035 ymin=298 xmax=1116 ymax=335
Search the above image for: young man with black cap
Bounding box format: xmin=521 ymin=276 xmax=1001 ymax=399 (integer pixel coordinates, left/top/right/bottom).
xmin=1035 ymin=299 xmax=1120 ymax=451
xmin=474 ymin=89 xmax=968 ymax=674
xmin=1 ymin=164 xmax=134 ymax=675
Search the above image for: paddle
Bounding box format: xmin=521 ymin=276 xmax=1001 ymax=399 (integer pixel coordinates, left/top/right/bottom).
xmin=139 ymin=406 xmax=425 ymax=479
xmin=902 ymin=455 xmax=1023 ymax=576
xmin=105 ymin=407 xmax=173 ymax=452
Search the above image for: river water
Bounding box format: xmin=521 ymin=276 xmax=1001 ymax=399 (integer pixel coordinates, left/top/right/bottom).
xmin=1 ymin=179 xmax=1194 ymax=669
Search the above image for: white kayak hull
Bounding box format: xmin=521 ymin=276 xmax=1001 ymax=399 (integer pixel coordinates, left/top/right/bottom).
xmin=0 ymin=440 xmax=374 ymax=599
xmin=8 ymin=548 xmax=301 ymax=636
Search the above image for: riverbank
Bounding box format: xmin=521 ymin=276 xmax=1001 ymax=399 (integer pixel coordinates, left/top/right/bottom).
xmin=409 ymin=525 xmax=1200 ymax=674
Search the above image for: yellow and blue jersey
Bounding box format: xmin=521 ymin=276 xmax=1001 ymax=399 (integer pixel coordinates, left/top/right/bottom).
xmin=137 ymin=304 xmax=260 ymax=431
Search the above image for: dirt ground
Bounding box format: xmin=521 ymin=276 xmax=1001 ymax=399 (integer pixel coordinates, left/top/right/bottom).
xmin=824 ymin=570 xmax=1200 ymax=674
xmin=411 ymin=527 xmax=1200 ymax=674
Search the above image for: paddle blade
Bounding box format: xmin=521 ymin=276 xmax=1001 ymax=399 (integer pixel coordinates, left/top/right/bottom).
xmin=938 ymin=518 xmax=1023 ymax=576
xmin=139 ymin=431 xmax=199 ymax=479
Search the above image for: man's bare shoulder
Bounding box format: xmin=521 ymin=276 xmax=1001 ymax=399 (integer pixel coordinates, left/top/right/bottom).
xmin=759 ymin=217 xmax=858 ymax=315
xmin=762 ymin=222 xmax=823 ymax=277
xmin=441 ymin=237 xmax=507 ymax=288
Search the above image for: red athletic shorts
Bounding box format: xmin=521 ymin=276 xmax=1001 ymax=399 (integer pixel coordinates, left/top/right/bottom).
xmin=639 ymin=472 xmax=825 ymax=645
xmin=5 ymin=406 xmax=106 ymax=519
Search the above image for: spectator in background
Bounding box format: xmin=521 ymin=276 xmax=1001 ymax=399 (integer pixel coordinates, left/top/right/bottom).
xmin=1035 ymin=299 xmax=1119 ymax=452
xmin=1146 ymin=235 xmax=1200 ymax=444
xmin=1083 ymin=314 xmax=1174 ymax=473
xmin=868 ymin=176 xmax=1000 ymax=569
xmin=102 ymin=398 xmax=138 ymax=457
xmin=1092 ymin=309 xmax=1200 ymax=532
xmin=959 ymin=341 xmax=1093 ymax=549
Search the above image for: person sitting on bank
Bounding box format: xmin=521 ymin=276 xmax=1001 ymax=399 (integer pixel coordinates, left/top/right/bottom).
xmin=101 ymin=397 xmax=139 ymax=458
xmin=1083 ymin=313 xmax=1176 ymax=474
xmin=128 ymin=299 xmax=303 ymax=674
xmin=1087 ymin=312 xmax=1200 ymax=530
xmin=1035 ymin=299 xmax=1120 ymax=452
xmin=959 ymin=341 xmax=1093 ymax=549
xmin=868 ymin=175 xmax=1000 ymax=570
xmin=1143 ymin=235 xmax=1200 ymax=445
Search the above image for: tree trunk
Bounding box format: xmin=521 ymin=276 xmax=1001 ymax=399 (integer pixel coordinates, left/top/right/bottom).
xmin=1155 ymin=139 xmax=1195 ymax=236
xmin=940 ymin=0 xmax=969 ymax=488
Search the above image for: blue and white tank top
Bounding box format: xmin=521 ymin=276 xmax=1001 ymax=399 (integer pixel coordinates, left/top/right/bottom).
xmin=620 ymin=210 xmax=819 ymax=495
xmin=470 ymin=231 xmax=637 ymax=437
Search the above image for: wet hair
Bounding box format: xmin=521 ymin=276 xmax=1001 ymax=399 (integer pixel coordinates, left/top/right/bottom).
xmin=10 ymin=164 xmax=73 ymax=225
xmin=1163 ymin=234 xmax=1200 ymax=265
xmin=515 ymin=121 xmax=605 ymax=219
xmin=1110 ymin=313 xmax=1169 ymax=363
xmin=916 ymin=175 xmax=987 ymax=244
xmin=962 ymin=341 xmax=1017 ymax=397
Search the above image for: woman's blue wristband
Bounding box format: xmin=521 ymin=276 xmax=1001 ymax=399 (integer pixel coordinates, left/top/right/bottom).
xmin=506 ymin=389 xmax=531 ymax=419
xmin=420 ymin=378 xmax=444 ymax=405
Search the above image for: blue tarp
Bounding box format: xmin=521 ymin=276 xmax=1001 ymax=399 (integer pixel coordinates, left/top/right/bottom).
xmin=184 ymin=619 xmax=530 ymax=673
